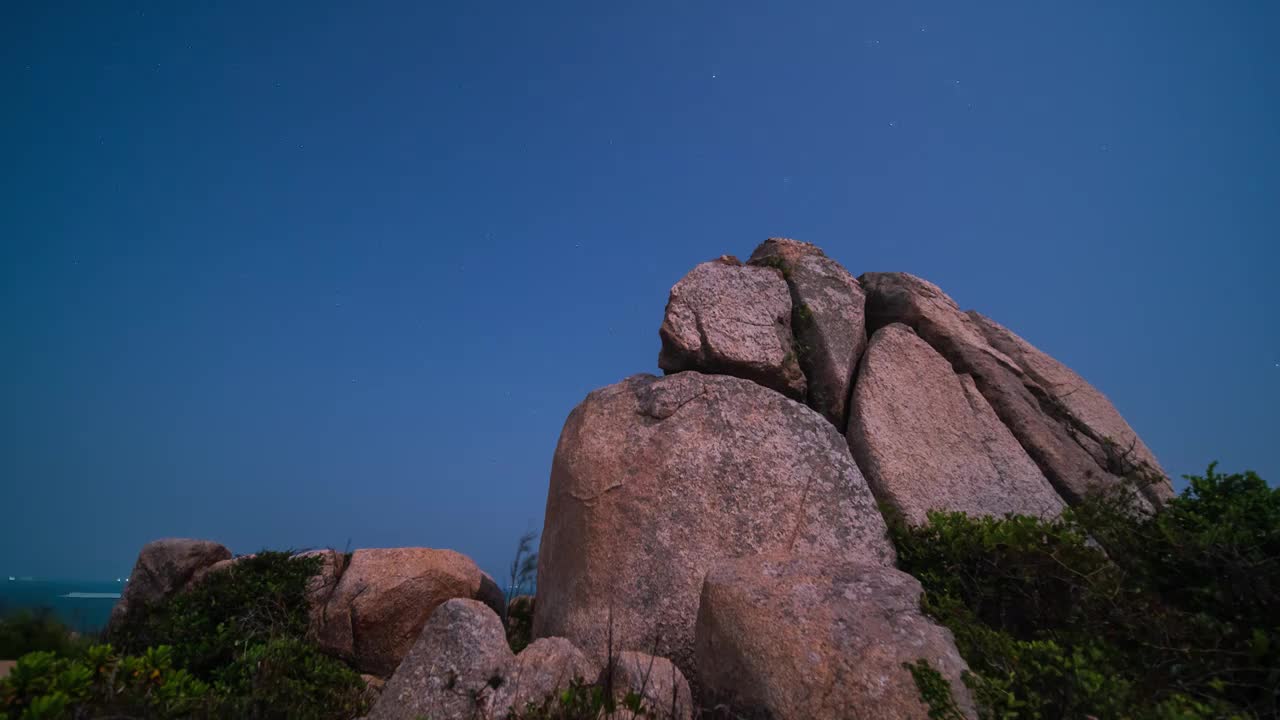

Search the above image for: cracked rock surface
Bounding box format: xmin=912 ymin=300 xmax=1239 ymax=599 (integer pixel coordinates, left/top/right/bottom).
xmin=531 ymin=371 xmax=893 ymax=680
xmin=658 ymin=256 xmax=806 ymax=400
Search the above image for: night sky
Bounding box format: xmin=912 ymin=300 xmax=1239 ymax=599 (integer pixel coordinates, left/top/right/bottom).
xmin=3 ymin=1 xmax=1277 ymax=581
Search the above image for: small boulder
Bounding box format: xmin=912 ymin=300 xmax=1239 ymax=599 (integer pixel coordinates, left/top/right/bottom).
xmin=848 ymin=323 xmax=1067 ymax=524
xmin=109 ymin=538 xmax=231 ymax=628
xmin=600 ymin=651 xmax=693 ymax=720
xmin=694 ymin=554 xmax=977 ymax=720
xmin=366 ymin=599 xmax=513 ymax=720
xmin=748 ymin=238 xmax=867 ymax=428
xmin=658 ymin=256 xmax=806 ymax=399
xmin=316 ymin=548 xmax=505 ymax=677
xmin=494 ymin=637 xmax=601 ymax=716
xmin=533 ymin=372 xmax=893 ymax=680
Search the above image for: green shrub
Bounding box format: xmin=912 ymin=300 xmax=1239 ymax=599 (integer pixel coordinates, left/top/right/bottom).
xmin=891 ymin=464 xmax=1279 ymax=720
xmin=3 ymin=551 xmax=369 ymax=720
xmin=0 ymin=610 xmax=89 ymax=660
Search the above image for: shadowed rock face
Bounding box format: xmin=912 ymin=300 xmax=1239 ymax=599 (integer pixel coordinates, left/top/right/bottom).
xmin=658 ymin=256 xmax=806 ymax=399
xmin=532 ymin=372 xmax=894 ymax=680
xmin=859 ymin=271 xmax=1169 ymax=506
xmin=109 ymin=538 xmax=231 ymax=628
xmin=848 ymin=323 xmax=1067 ymax=524
xmin=316 ymin=548 xmax=505 ymax=677
xmin=748 ymin=238 xmax=867 ymax=430
xmin=967 ymin=311 xmax=1172 ymax=504
xmin=694 ymin=554 xmax=978 ymax=720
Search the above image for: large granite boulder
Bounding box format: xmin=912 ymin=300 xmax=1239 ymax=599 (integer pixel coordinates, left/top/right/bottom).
xmin=694 ymin=554 xmax=978 ymax=720
xmin=296 ymin=548 xmax=347 ymax=632
xmin=365 ymin=599 xmax=513 ymax=720
xmin=493 ymin=637 xmax=601 ymax=716
xmin=859 ymin=272 xmax=1170 ymax=506
xmin=968 ymin=311 xmax=1172 ymax=503
xmin=109 ymin=538 xmax=231 ymax=628
xmin=658 ymin=256 xmax=806 ymax=399
xmin=532 ymin=372 xmax=894 ymax=679
xmin=848 ymin=323 xmax=1067 ymax=524
xmin=316 ymin=548 xmax=505 ymax=677
xmin=600 ymin=651 xmax=693 ymax=720
xmin=748 ymin=238 xmax=867 ymax=429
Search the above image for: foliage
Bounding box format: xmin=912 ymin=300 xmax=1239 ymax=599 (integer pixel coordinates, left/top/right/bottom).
xmin=507 ymin=595 xmax=535 ymax=655
xmin=506 ymin=677 xmax=651 ymax=720
xmin=0 ymin=610 xmax=90 ymax=661
xmin=2 ymin=551 xmax=369 ymax=720
xmin=905 ymin=659 xmax=968 ymax=720
xmin=891 ymin=464 xmax=1279 ymax=720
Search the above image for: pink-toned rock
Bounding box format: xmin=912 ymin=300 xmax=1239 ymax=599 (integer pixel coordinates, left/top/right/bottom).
xmin=186 ymin=553 xmax=258 ymax=588
xmin=108 ymin=538 xmax=231 ymax=628
xmin=599 ymin=651 xmax=693 ymax=720
xmin=366 ymin=599 xmax=513 ymax=720
xmin=658 ymin=256 xmax=806 ymax=399
xmin=316 ymin=548 xmax=505 ymax=677
xmin=859 ymin=272 xmax=1162 ymax=506
xmin=968 ymin=311 xmax=1173 ymax=503
xmin=694 ymin=554 xmax=977 ymax=720
xmin=848 ymin=324 xmax=1067 ymax=524
xmin=295 ymin=549 xmax=347 ymax=632
xmin=532 ymin=372 xmax=894 ymax=680
xmin=749 ymin=238 xmax=867 ymax=429
xmin=494 ymin=637 xmax=601 ymax=716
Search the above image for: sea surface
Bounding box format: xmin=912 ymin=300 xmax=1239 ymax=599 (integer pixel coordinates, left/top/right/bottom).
xmin=1 ymin=579 xmax=124 ymax=634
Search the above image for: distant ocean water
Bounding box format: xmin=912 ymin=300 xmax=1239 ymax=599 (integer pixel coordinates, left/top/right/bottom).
xmin=1 ymin=579 xmax=124 ymax=634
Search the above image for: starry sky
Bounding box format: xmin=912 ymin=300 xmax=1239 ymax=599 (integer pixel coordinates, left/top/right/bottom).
xmin=3 ymin=1 xmax=1277 ymax=581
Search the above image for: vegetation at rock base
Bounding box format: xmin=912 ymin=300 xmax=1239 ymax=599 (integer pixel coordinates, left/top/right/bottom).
xmin=1 ymin=551 xmax=369 ymax=720
xmin=0 ymin=610 xmax=90 ymax=661
xmin=891 ymin=464 xmax=1280 ymax=719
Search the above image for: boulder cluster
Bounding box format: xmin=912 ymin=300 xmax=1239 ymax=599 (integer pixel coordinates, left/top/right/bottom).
xmin=110 ymin=239 xmax=1170 ymax=719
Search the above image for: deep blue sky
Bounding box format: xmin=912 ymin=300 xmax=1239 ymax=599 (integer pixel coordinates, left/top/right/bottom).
xmin=3 ymin=1 xmax=1277 ymax=581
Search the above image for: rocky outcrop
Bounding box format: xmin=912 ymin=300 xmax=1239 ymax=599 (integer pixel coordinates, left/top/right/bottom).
xmin=109 ymin=538 xmax=231 ymax=628
xmin=694 ymin=554 xmax=977 ymax=720
xmin=493 ymin=637 xmax=600 ymax=716
xmin=297 ymin=549 xmax=347 ymax=632
xmin=748 ymin=238 xmax=867 ymax=429
xmin=968 ymin=311 xmax=1172 ymax=503
xmin=365 ymin=599 xmax=513 ymax=720
xmin=859 ymin=272 xmax=1170 ymax=505
xmin=316 ymin=548 xmax=506 ymax=677
xmin=600 ymin=651 xmax=693 ymax=720
xmin=658 ymin=256 xmax=806 ymax=399
xmin=532 ymin=371 xmax=894 ymax=680
xmin=848 ymin=323 xmax=1067 ymax=524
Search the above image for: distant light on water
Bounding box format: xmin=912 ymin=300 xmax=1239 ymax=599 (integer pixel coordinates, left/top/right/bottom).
xmin=60 ymin=592 xmax=121 ymax=599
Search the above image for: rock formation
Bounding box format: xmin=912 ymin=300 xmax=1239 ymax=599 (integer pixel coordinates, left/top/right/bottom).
xmin=858 ymin=271 xmax=1172 ymax=505
xmin=599 ymin=651 xmax=693 ymax=720
xmin=748 ymin=238 xmax=867 ymax=429
xmin=695 ymin=554 xmax=978 ymax=720
xmin=108 ymin=538 xmax=231 ymax=628
xmin=315 ymin=547 xmax=507 ymax=677
xmin=848 ymin=323 xmax=1066 ymax=524
xmin=658 ymin=256 xmax=807 ymax=399
xmin=532 ymin=371 xmax=894 ymax=678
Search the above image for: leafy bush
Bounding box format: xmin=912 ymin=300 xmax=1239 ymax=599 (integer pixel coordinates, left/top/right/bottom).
xmin=2 ymin=551 xmax=369 ymax=720
xmin=0 ymin=610 xmax=89 ymax=660
xmin=891 ymin=464 xmax=1279 ymax=719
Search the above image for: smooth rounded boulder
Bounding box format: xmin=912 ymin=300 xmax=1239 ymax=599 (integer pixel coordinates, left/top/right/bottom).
xmin=748 ymin=238 xmax=867 ymax=429
xmin=533 ymin=372 xmax=894 ymax=678
xmin=848 ymin=323 xmax=1067 ymax=524
xmin=109 ymin=538 xmax=231 ymax=628
xmin=658 ymin=256 xmax=806 ymax=399
xmin=365 ymin=599 xmax=513 ymax=720
xmin=694 ymin=554 xmax=978 ymax=720
xmin=493 ymin=637 xmax=601 ymax=716
xmin=599 ymin=651 xmax=693 ymax=720
xmin=316 ymin=547 xmax=505 ymax=677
